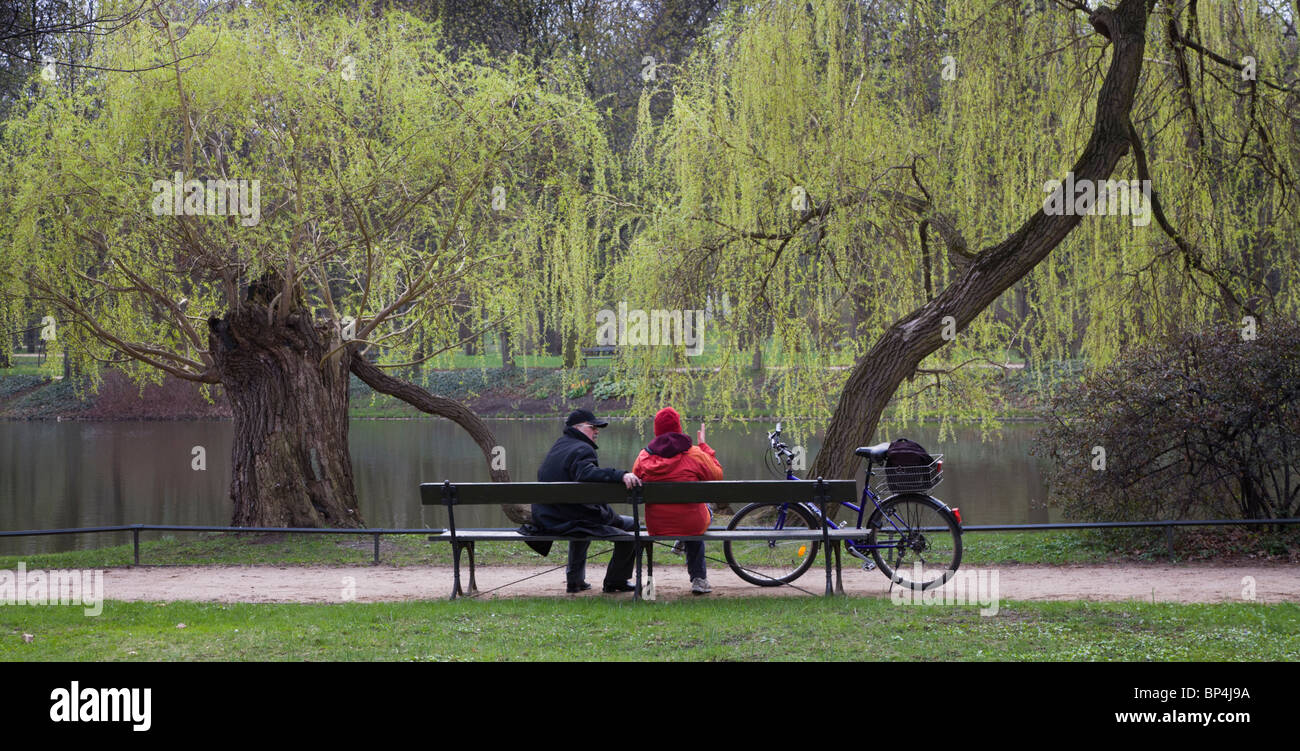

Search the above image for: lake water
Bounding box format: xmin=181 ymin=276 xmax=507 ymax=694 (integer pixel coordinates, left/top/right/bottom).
xmin=0 ymin=418 xmax=1055 ymax=554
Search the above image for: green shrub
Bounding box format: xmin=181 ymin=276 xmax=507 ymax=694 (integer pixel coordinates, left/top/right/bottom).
xmin=591 ymin=377 xmax=634 ymax=401
xmin=565 ymin=378 xmax=591 ymax=399
xmin=1034 ymin=322 xmax=1300 ymax=522
xmin=0 ymin=374 xmax=50 ymax=399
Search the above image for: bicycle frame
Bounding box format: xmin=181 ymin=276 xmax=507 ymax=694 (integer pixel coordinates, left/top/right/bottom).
xmin=775 ymin=460 xmax=913 ymax=551
xmin=729 ymin=424 xmax=962 ymax=590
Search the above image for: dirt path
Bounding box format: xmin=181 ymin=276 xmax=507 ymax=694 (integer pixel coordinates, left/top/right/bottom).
xmin=95 ymin=561 xmax=1300 ymax=604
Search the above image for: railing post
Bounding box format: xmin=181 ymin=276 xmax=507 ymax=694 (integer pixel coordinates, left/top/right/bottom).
xmin=1165 ymin=525 xmax=1175 ymax=561
xmin=133 ymin=526 xmax=140 ymax=566
xmin=373 ymin=532 xmax=380 ymax=565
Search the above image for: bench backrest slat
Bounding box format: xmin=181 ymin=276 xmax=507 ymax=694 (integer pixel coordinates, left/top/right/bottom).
xmin=420 ymin=480 xmax=857 ymax=506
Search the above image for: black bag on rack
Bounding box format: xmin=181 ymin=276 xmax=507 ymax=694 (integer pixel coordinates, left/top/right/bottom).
xmin=883 ymin=438 xmax=935 ymax=492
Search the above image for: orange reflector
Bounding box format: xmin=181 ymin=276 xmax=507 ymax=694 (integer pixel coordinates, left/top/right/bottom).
xmin=952 ymin=507 xmax=962 ymax=524
xmin=797 ymin=545 xmax=807 ymax=557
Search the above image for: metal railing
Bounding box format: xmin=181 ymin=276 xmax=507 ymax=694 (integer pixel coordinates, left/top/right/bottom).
xmin=0 ymin=524 xmax=444 ymax=565
xmin=959 ymin=518 xmax=1300 ymax=559
xmin=1 ymin=517 xmax=1297 ymax=565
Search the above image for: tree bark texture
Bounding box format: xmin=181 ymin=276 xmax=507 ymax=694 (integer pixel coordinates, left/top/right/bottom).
xmin=208 ymin=305 xmax=363 ymax=528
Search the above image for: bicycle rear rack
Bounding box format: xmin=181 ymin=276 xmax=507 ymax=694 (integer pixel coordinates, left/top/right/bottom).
xmin=871 ymin=454 xmax=944 ymax=495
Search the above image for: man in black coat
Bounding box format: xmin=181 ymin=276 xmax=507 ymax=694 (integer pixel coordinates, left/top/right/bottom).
xmin=533 ymin=409 xmax=642 ymax=594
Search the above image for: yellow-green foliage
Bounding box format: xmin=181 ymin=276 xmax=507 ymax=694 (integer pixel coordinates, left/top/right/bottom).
xmin=0 ymin=0 xmax=616 ymax=384
xmin=608 ymin=0 xmax=1298 ymax=437
xmin=1 ymin=0 xmax=1295 ymax=438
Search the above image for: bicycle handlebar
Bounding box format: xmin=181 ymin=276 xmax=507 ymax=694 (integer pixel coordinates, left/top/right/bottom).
xmin=767 ymin=423 xmax=794 ymax=465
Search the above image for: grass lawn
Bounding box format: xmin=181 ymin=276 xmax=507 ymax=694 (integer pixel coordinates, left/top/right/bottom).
xmin=4 ymin=531 xmax=1295 ymax=662
xmin=419 ymin=352 xmax=565 ymax=369
xmin=0 ymin=354 xmax=62 ymax=378
xmin=2 ymin=597 xmax=1295 ymax=661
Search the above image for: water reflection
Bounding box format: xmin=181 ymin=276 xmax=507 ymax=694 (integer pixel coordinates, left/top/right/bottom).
xmin=0 ymin=418 xmax=1054 ymax=554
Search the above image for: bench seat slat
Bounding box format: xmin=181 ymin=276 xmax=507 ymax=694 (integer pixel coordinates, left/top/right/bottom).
xmin=420 ymin=480 xmax=857 ymax=506
xmin=427 ymin=527 xmax=892 ymax=542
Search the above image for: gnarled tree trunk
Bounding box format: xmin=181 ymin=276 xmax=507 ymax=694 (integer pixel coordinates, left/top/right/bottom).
xmin=208 ymin=305 xmax=362 ymax=527
xmin=206 ymin=304 xmax=522 ymax=527
xmin=811 ymin=0 xmax=1150 ymax=480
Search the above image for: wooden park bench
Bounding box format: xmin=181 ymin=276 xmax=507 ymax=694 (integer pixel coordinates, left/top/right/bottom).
xmin=579 ymin=345 xmax=618 ymax=366
xmin=419 ymin=478 xmax=857 ymax=600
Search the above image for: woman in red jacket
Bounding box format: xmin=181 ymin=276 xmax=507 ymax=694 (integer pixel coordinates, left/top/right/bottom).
xmin=632 ymin=407 xmax=723 ymax=594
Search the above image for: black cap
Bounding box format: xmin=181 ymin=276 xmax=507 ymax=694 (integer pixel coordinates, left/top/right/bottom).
xmin=565 ymin=409 xmax=608 ymax=428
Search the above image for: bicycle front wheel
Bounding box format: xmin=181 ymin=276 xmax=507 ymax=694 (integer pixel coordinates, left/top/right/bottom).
xmin=724 ymin=503 xmax=820 ymax=586
xmin=867 ymin=494 xmax=962 ymax=591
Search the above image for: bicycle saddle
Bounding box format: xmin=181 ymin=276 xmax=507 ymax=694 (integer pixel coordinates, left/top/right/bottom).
xmin=854 ymin=442 xmax=891 ymax=459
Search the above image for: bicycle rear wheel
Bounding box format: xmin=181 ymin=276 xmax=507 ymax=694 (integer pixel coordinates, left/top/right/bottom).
xmin=866 ymin=494 xmax=961 ymax=591
xmin=724 ymin=503 xmax=820 ymax=586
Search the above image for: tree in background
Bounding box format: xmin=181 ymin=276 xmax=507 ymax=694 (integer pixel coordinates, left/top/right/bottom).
xmin=1 ymin=1 xmax=616 ymax=526
xmin=608 ymin=0 xmax=1298 ymax=478
xmin=1 ymin=0 xmax=126 ymax=372
xmin=405 ymin=0 xmax=724 ymax=363
xmin=406 ymin=0 xmax=722 ymax=147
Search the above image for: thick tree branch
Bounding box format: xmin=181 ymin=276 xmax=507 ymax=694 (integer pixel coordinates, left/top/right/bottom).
xmin=29 ymin=278 xmax=219 ymax=383
xmin=349 ymin=356 xmax=528 ymax=524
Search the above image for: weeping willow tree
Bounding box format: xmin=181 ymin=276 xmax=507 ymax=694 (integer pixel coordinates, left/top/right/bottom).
xmin=610 ymin=0 xmax=1299 ymax=478
xmin=0 ymin=1 xmax=616 ymax=526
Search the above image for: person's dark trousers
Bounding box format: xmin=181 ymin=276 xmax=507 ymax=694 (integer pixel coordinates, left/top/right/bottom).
xmin=684 ymin=540 xmax=707 ymax=581
xmin=566 ymin=514 xmax=639 ymax=587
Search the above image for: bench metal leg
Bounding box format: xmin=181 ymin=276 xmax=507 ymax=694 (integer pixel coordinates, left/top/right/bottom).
xmin=642 ymin=543 xmax=656 ymax=601
xmin=634 ymin=543 xmax=642 ymax=602
xmin=822 ymin=531 xmax=834 ymax=597
xmin=631 ymin=487 xmax=643 ymax=602
xmin=833 ymin=540 xmax=845 ymax=595
xmin=817 ymin=483 xmax=833 ymax=597
xmin=450 ymin=540 xmax=466 ymax=600
xmin=466 ymin=541 xmax=479 ymax=594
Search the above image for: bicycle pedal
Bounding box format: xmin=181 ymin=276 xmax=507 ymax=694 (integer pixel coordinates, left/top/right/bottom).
xmin=861 ymin=560 xmax=876 ymax=571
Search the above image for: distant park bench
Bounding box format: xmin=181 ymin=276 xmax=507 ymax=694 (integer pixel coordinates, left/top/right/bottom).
xmin=420 ymin=478 xmax=857 ymax=600
xmin=579 ymin=345 xmax=618 ymax=366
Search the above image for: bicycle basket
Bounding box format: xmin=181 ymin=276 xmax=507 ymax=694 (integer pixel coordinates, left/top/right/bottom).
xmin=872 ymin=454 xmax=944 ymax=494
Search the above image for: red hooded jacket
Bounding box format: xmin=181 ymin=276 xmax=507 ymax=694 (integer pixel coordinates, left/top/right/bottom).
xmin=632 ymin=432 xmax=723 ymax=536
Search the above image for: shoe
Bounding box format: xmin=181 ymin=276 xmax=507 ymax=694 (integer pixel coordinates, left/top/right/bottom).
xmin=691 ymin=577 xmax=712 ymax=595
xmin=602 ymin=581 xmax=636 ymax=593
xmin=670 ymin=540 xmax=687 ymax=556
xmin=566 ymin=582 xmax=592 ymax=593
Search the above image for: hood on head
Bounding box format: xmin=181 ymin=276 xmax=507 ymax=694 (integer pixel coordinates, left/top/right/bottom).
xmin=653 ymin=407 xmax=683 ymax=437
xmin=647 ymin=432 xmax=691 ymax=458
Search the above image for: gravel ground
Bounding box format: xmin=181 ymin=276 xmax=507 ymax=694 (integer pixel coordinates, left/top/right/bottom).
xmin=93 ymin=560 xmax=1300 ymax=604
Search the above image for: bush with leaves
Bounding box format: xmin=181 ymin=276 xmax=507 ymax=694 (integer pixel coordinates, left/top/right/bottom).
xmin=592 ymin=377 xmax=634 ymax=402
xmin=1034 ymin=322 xmax=1300 ymax=522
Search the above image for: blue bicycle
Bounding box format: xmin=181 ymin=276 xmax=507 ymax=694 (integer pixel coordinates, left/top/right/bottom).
xmin=723 ymin=423 xmax=963 ymax=590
